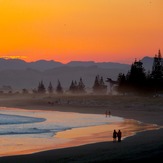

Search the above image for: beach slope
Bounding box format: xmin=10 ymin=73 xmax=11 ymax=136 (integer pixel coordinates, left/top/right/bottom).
xmin=0 ymin=94 xmax=163 ymax=162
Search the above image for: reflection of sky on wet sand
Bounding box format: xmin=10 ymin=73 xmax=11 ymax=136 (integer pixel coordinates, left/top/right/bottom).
xmin=0 ymin=107 xmax=160 ymax=157
xmin=55 ymin=119 xmax=160 ymax=149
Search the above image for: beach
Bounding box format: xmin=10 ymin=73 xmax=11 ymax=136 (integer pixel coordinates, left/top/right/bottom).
xmin=0 ymin=94 xmax=163 ymax=162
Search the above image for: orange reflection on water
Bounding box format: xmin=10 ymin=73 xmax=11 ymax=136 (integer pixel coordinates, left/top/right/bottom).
xmin=0 ymin=108 xmax=160 ymax=157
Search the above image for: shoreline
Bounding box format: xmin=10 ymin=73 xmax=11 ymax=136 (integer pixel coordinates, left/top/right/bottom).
xmin=0 ymin=94 xmax=163 ymax=162
xmin=0 ymin=107 xmax=159 ymax=158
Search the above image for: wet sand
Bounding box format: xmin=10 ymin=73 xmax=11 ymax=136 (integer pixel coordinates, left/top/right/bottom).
xmin=0 ymin=94 xmax=163 ymax=162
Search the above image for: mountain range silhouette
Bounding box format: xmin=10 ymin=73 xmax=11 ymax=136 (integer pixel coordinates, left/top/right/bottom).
xmin=0 ymin=57 xmax=153 ymax=91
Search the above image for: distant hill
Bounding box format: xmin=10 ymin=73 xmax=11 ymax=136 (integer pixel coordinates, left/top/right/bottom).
xmin=0 ymin=58 xmax=130 ymax=71
xmin=141 ymin=56 xmax=154 ymax=72
xmin=67 ymin=61 xmax=129 ymax=69
xmin=0 ymin=57 xmax=154 ymax=91
xmin=0 ymin=59 xmax=63 ymax=71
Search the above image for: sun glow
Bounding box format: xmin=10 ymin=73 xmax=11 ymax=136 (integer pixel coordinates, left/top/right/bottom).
xmin=0 ymin=0 xmax=163 ymax=63
xmin=0 ymin=55 xmax=27 ymax=60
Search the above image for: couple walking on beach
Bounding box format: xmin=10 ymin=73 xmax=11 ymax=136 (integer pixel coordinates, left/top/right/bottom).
xmin=113 ymin=129 xmax=122 ymax=142
xmin=105 ymin=110 xmax=111 ymax=117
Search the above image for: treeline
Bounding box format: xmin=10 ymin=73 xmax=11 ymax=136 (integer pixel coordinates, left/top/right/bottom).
xmin=117 ymin=50 xmax=163 ymax=95
xmin=30 ymin=75 xmax=107 ymax=95
xmin=3 ymin=50 xmax=163 ymax=96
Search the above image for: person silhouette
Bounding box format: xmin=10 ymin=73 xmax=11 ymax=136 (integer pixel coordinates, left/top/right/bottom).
xmin=105 ymin=110 xmax=111 ymax=117
xmin=108 ymin=110 xmax=111 ymax=117
xmin=117 ymin=130 xmax=122 ymax=142
xmin=105 ymin=110 xmax=108 ymax=117
xmin=113 ymin=129 xmax=117 ymax=142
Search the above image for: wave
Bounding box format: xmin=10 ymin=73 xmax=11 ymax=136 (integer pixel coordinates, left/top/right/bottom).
xmin=0 ymin=109 xmax=124 ymax=137
xmin=0 ymin=127 xmax=50 ymax=135
xmin=0 ymin=113 xmax=46 ymax=125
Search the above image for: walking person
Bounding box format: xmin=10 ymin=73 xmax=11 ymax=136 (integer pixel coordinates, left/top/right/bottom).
xmin=108 ymin=110 xmax=111 ymax=117
xmin=105 ymin=110 xmax=108 ymax=117
xmin=105 ymin=110 xmax=111 ymax=117
xmin=113 ymin=129 xmax=117 ymax=142
xmin=117 ymin=129 xmax=122 ymax=142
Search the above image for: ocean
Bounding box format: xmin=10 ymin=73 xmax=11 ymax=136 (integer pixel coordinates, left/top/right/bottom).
xmin=0 ymin=107 xmax=124 ymax=156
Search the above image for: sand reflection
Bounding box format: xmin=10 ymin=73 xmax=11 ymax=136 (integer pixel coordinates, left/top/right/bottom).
xmin=55 ymin=119 xmax=160 ymax=148
xmin=0 ymin=107 xmax=160 ymax=157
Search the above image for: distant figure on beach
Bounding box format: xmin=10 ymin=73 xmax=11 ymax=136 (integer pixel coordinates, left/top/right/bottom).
xmin=117 ymin=130 xmax=122 ymax=142
xmin=105 ymin=110 xmax=111 ymax=117
xmin=108 ymin=110 xmax=111 ymax=117
xmin=113 ymin=129 xmax=117 ymax=142
xmin=105 ymin=110 xmax=108 ymax=117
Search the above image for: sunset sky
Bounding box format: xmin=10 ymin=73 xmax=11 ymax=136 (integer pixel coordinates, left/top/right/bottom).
xmin=0 ymin=0 xmax=162 ymax=64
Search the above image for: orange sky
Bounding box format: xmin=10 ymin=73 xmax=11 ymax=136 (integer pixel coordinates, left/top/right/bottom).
xmin=0 ymin=0 xmax=163 ymax=64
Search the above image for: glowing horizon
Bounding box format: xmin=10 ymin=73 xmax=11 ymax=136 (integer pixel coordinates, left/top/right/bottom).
xmin=0 ymin=0 xmax=162 ymax=64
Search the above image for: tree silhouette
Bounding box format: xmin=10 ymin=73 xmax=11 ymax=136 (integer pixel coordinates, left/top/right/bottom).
xmin=56 ymin=80 xmax=63 ymax=94
xmin=48 ymin=82 xmax=53 ymax=94
xmin=117 ymin=73 xmax=126 ymax=94
xmin=37 ymin=80 xmax=46 ymax=93
xmin=150 ymin=49 xmax=163 ymax=93
xmin=92 ymin=75 xmax=107 ymax=94
xmin=117 ymin=50 xmax=163 ymax=95
xmin=117 ymin=59 xmax=147 ymax=94
xmin=151 ymin=49 xmax=163 ymax=80
xmin=69 ymin=78 xmax=86 ymax=94
xmin=78 ymin=77 xmax=86 ymax=94
xmin=126 ymin=59 xmax=146 ymax=92
xmin=69 ymin=80 xmax=76 ymax=93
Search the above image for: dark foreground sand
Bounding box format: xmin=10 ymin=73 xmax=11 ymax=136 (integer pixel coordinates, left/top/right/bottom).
xmin=0 ymin=94 xmax=163 ymax=162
